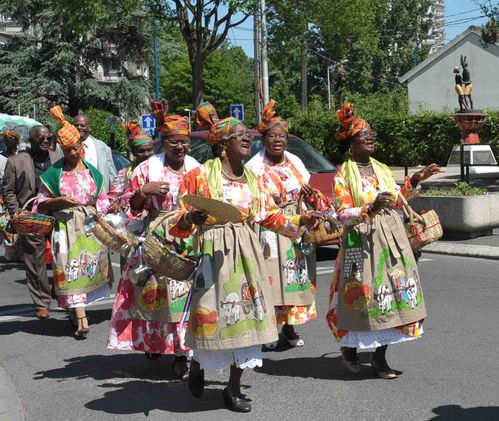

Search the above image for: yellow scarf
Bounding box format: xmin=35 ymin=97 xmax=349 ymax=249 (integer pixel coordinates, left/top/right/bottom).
xmin=340 ymin=157 xmax=397 ymax=207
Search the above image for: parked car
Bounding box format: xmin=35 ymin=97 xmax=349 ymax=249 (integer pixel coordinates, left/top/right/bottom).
xmin=188 ymin=130 xmax=337 ymax=203
xmin=111 ymin=151 xmax=131 ymax=173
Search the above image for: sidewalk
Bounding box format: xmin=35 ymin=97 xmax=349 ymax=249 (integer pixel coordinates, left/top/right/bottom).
xmin=423 ymin=229 xmax=499 ymax=260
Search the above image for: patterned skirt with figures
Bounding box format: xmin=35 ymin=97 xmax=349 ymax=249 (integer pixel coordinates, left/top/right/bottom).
xmin=51 ymin=206 xmax=112 ymax=308
xmin=326 ymin=209 xmax=426 ymax=349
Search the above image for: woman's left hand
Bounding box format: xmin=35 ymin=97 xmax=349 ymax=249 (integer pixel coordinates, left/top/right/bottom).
xmin=411 ymin=163 xmax=441 ymax=186
xmin=301 ymin=183 xmax=314 ymax=197
xmin=300 ymin=211 xmax=323 ymax=230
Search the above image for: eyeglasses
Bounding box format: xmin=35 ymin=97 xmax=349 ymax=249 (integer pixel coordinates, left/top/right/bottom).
xmin=266 ymin=134 xmax=287 ymax=141
xmin=355 ymin=131 xmax=377 ymax=141
xmin=31 ymin=136 xmax=52 ymax=143
xmin=166 ymin=139 xmax=189 ymax=147
xmin=227 ymin=131 xmax=254 ymax=141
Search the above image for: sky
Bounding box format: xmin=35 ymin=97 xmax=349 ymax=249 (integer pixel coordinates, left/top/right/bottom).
xmin=228 ymin=0 xmax=494 ymax=58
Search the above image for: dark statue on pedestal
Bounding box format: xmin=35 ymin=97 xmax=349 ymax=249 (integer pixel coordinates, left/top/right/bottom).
xmin=454 ymin=55 xmax=473 ymax=110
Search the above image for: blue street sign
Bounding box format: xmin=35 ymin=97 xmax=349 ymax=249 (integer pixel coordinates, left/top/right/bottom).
xmin=141 ymin=114 xmax=156 ymax=130
xmin=230 ymin=104 xmax=245 ymax=121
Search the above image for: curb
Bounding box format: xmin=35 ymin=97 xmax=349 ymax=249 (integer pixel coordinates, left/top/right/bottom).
xmin=423 ymin=242 xmax=499 ymax=260
xmin=0 ymin=366 xmax=24 ymax=421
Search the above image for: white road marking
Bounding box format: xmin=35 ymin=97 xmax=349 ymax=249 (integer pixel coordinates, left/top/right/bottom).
xmin=0 ymin=294 xmax=117 ymax=322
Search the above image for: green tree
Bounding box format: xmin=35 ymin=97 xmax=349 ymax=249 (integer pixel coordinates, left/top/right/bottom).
xmin=168 ymin=0 xmax=251 ymax=107
xmin=480 ymin=1 xmax=499 ymax=45
xmin=0 ymin=0 xmax=151 ymax=118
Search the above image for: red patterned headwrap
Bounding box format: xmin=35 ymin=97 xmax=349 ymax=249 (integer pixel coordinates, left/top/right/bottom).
xmin=49 ymin=105 xmax=80 ymax=148
xmin=195 ymin=101 xmax=240 ymax=145
xmin=336 ymin=103 xmax=367 ymax=142
xmin=258 ymin=99 xmax=288 ymax=134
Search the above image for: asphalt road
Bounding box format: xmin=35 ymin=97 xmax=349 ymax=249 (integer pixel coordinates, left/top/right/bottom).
xmin=1 ymin=248 xmax=499 ymax=421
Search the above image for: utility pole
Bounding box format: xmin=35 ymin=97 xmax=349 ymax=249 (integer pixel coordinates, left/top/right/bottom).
xmin=260 ymin=0 xmax=269 ymax=105
xmin=254 ymin=4 xmax=262 ymax=125
xmin=327 ymin=59 xmax=348 ymax=110
xmin=301 ymin=36 xmax=308 ymax=111
xmin=153 ymin=20 xmax=160 ymax=99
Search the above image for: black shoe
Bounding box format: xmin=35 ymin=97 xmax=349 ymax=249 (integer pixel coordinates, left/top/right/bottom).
xmin=188 ymin=369 xmax=205 ymax=398
xmin=223 ymin=387 xmax=251 ymax=413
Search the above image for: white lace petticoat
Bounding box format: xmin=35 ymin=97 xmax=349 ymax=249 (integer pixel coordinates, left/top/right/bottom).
xmin=193 ymin=345 xmax=263 ymax=371
xmin=339 ymin=326 xmax=424 ymax=349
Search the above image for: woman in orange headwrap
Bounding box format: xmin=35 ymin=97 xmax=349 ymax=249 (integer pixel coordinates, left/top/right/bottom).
xmin=166 ymin=102 xmax=321 ymax=412
xmin=247 ymin=100 xmax=331 ymax=349
xmin=326 ymin=103 xmax=440 ymax=378
xmin=35 ymin=106 xmax=112 ymax=339
xmin=107 ymin=103 xmax=199 ymax=379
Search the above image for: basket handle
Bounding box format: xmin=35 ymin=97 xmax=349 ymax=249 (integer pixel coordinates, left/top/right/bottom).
xmin=297 ymin=189 xmax=319 ymax=215
xmin=398 ymin=193 xmax=424 ymax=224
xmin=21 ymin=196 xmax=38 ymax=211
xmin=149 ymin=210 xmax=178 ymax=234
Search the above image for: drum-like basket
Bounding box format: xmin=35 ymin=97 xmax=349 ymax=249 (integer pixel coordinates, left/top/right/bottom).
xmin=297 ymin=192 xmax=343 ymax=245
xmin=13 ymin=197 xmax=54 ymax=238
xmin=143 ymin=211 xmax=198 ymax=281
xmin=92 ymin=214 xmax=139 ymax=253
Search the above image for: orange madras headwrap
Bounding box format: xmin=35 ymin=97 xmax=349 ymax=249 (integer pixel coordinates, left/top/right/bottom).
xmin=158 ymin=115 xmax=190 ymax=138
xmin=257 ymin=99 xmax=288 ymax=134
xmin=49 ymin=105 xmax=80 ymax=148
xmin=123 ymin=122 xmax=152 ymax=147
xmin=336 ymin=102 xmax=366 ymax=142
xmin=195 ymin=101 xmax=240 ymax=145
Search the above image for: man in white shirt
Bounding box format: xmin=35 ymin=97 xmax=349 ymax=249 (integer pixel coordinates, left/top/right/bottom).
xmin=74 ymin=115 xmax=117 ymax=192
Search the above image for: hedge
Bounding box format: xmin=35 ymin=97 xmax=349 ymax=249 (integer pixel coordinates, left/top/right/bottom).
xmin=287 ymin=97 xmax=499 ymax=167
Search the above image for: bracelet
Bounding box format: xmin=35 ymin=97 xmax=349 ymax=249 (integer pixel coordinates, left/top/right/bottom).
xmin=184 ymin=212 xmax=193 ymax=225
xmin=138 ymin=186 xmax=147 ymax=199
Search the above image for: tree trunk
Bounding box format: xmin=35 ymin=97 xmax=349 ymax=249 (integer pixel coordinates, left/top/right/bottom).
xmin=191 ymin=53 xmax=204 ymax=108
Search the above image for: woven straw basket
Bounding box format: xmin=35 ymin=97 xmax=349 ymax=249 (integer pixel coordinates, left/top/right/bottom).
xmin=143 ymin=211 xmax=197 ymax=281
xmin=399 ymin=194 xmax=443 ymax=251
xmin=13 ymin=197 xmax=54 ymax=237
xmin=92 ymin=214 xmax=139 ymax=253
xmin=297 ymin=192 xmax=343 ymax=245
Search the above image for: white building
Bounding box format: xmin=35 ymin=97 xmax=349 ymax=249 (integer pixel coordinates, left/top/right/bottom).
xmin=424 ymin=0 xmax=445 ymax=55
xmin=399 ymin=27 xmax=499 ymax=112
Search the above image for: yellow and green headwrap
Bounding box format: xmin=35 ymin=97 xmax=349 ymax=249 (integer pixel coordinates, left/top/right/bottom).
xmin=123 ymin=122 xmax=152 ymax=148
xmin=195 ymin=101 xmax=240 ymax=144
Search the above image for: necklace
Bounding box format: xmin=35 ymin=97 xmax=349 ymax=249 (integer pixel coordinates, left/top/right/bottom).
xmin=165 ymin=162 xmax=185 ymax=175
xmin=355 ymin=160 xmax=372 ymax=168
xmin=221 ymin=166 xmax=245 ymax=182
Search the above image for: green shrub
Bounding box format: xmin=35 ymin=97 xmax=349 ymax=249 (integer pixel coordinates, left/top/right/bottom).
xmin=424 ymin=182 xmax=487 ymax=196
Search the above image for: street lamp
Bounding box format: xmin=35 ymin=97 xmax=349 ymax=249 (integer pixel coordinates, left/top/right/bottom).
xmin=327 ymin=59 xmax=348 ymax=110
xmin=184 ymin=108 xmax=195 ymax=132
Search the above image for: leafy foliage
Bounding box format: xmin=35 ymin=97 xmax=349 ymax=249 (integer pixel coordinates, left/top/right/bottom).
xmin=425 ymin=182 xmax=487 ymax=196
xmin=0 ymin=0 xmax=151 ymax=119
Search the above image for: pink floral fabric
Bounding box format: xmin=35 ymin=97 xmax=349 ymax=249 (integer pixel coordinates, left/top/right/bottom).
xmin=107 ymin=159 xmax=193 ymax=355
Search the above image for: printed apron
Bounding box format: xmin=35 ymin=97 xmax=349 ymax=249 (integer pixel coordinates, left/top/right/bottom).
xmin=336 ymin=209 xmax=426 ymax=332
xmin=51 ymin=206 xmax=111 ymax=297
xmin=186 ymin=222 xmax=278 ymax=351
xmin=127 ymin=212 xmax=191 ymax=324
xmin=259 ymin=203 xmax=313 ymax=307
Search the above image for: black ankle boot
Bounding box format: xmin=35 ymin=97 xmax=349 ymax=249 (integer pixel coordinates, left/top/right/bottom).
xmin=223 ymin=387 xmax=251 ymax=413
xmin=371 ymin=345 xmax=397 ymax=379
xmin=188 ymin=368 xmax=205 ymax=398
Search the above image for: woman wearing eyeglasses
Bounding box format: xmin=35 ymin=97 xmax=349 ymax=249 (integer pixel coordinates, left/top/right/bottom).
xmin=247 ymin=100 xmax=330 ymax=349
xmin=107 ymin=107 xmax=199 ymax=380
xmin=326 ymin=103 xmax=440 ymax=379
xmin=168 ymin=102 xmax=320 ymax=412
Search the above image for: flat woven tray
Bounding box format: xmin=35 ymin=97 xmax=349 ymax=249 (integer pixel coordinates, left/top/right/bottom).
xmin=182 ymin=195 xmax=242 ymax=223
